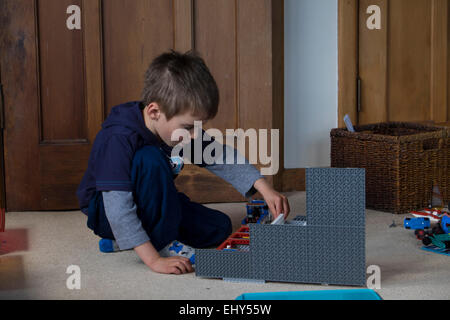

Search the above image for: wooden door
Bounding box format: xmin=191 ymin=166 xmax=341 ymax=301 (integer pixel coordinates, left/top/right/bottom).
xmin=357 ymin=0 xmax=450 ymax=125
xmin=0 ymin=0 xmax=99 ymax=211
xmin=0 ymin=0 xmax=283 ymax=211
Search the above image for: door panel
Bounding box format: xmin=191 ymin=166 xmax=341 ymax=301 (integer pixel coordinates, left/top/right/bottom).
xmin=38 ymin=0 xmax=87 ymax=142
xmin=102 ymin=0 xmax=174 ymax=114
xmin=358 ymin=0 xmax=449 ymax=124
xmin=387 ymin=0 xmax=432 ymax=121
xmin=195 ymin=0 xmax=237 ymax=132
xmin=0 ymin=0 xmax=101 ymax=211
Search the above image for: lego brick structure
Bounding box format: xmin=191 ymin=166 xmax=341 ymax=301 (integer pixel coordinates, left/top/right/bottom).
xmin=195 ymin=168 xmax=367 ymax=286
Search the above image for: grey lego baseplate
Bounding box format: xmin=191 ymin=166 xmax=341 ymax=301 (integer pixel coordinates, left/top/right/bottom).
xmin=195 ymin=167 xmax=366 ymax=286
xmin=195 ymin=250 xmax=252 ymax=279
xmin=306 ymin=168 xmax=366 ymax=227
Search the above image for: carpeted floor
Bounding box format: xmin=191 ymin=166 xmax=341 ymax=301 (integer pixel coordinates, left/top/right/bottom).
xmin=0 ymin=191 xmax=449 ymax=300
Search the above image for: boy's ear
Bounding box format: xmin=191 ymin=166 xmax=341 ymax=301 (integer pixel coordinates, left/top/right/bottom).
xmin=146 ymin=102 xmax=161 ymax=120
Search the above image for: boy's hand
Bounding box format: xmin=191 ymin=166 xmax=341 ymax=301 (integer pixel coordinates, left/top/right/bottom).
xmin=147 ymin=256 xmax=194 ymax=275
xmin=254 ymin=178 xmax=290 ymax=220
xmin=134 ymin=241 xmax=194 ymax=275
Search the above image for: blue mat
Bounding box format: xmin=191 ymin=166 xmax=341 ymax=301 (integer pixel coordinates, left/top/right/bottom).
xmin=236 ymin=289 xmax=382 ymax=300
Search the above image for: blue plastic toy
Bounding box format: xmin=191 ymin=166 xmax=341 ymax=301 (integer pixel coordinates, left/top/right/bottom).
xmin=236 ymin=289 xmax=382 ymax=300
xmin=404 ymin=217 xmax=430 ymax=230
xmin=441 ymin=215 xmax=450 ymax=234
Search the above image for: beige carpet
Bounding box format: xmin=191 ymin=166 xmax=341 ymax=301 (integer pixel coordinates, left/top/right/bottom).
xmin=0 ymin=191 xmax=449 ymax=300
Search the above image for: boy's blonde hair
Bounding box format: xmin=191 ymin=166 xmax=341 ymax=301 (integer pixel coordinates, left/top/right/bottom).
xmin=141 ymin=50 xmax=219 ymax=120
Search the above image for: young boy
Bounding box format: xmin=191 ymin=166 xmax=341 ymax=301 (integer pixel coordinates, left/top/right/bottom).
xmin=76 ymin=50 xmax=290 ymax=275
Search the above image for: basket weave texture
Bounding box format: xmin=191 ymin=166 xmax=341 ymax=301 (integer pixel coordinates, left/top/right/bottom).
xmin=331 ymin=122 xmax=450 ymax=214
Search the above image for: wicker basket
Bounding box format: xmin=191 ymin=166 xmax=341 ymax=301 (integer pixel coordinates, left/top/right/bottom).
xmin=331 ymin=122 xmax=450 ymax=214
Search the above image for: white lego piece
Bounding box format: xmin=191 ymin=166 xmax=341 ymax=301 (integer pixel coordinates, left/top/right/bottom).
xmin=271 ymin=214 xmax=285 ymax=225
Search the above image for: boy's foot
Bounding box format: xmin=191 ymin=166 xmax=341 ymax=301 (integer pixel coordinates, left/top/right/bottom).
xmin=99 ymin=238 xmax=120 ymax=253
xmin=159 ymin=240 xmax=196 ymax=265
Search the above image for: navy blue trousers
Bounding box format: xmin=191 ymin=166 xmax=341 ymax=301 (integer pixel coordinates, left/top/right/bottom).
xmin=87 ymin=145 xmax=232 ymax=251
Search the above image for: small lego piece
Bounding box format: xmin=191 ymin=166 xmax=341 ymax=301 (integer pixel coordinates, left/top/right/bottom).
xmin=217 ymin=238 xmax=250 ymax=251
xmin=271 ymin=214 xmax=285 ymax=225
xmin=389 ymin=220 xmax=397 ymax=228
xmin=242 ymin=200 xmax=271 ymax=225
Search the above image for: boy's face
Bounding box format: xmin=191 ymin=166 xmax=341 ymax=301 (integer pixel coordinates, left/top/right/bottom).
xmin=143 ymin=103 xmax=206 ymax=147
xmin=157 ymin=112 xmax=205 ymax=147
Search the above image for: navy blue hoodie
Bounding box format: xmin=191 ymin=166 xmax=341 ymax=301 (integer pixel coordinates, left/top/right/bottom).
xmin=76 ymin=101 xmax=162 ymax=214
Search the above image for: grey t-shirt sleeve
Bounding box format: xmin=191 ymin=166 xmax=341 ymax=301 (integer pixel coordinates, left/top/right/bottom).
xmin=203 ymin=140 xmax=264 ymax=198
xmin=102 ymin=191 xmax=150 ymax=250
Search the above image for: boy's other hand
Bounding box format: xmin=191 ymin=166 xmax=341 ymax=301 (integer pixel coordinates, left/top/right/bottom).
xmin=148 ymin=256 xmax=194 ymax=275
xmin=254 ymin=178 xmax=290 ymax=220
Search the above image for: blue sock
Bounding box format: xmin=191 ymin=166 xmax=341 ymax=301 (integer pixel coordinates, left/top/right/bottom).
xmin=99 ymin=239 xmax=120 ymax=253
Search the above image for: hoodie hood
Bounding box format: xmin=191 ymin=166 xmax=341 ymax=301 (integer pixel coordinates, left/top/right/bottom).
xmin=102 ymin=101 xmax=160 ymax=146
